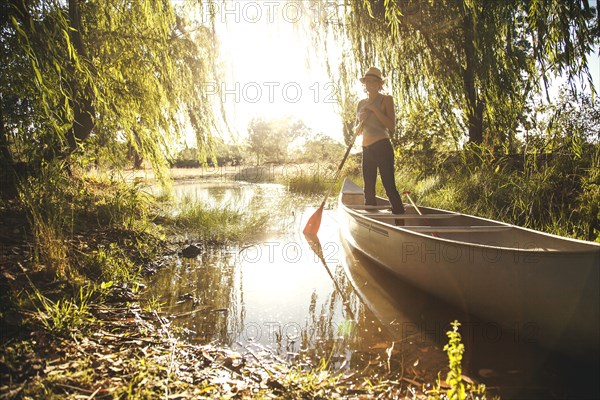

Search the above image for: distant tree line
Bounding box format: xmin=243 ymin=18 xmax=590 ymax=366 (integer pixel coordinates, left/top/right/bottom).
xmin=173 ymin=116 xmax=346 ymax=167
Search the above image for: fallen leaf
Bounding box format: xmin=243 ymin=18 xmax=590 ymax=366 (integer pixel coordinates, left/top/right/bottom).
xmin=478 ymin=368 xmax=498 ymax=378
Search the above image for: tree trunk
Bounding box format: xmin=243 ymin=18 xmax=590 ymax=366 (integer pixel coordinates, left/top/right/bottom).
xmin=0 ymin=96 xmax=19 ymax=199
xmin=129 ymin=130 xmax=144 ymax=169
xmin=462 ymin=8 xmax=484 ymax=144
xmin=0 ymin=96 xmax=13 ymax=164
xmin=66 ymin=0 xmax=95 ymax=155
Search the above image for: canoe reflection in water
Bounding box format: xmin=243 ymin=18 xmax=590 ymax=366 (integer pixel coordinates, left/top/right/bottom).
xmin=336 ymin=222 xmax=599 ymax=400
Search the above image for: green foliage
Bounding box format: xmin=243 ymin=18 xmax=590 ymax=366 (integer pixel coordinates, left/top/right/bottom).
xmin=142 ymin=295 xmax=164 ymax=314
xmin=15 ymin=160 xmax=165 ymax=285
xmin=428 ymin=321 xmax=487 ymax=400
xmin=442 ymin=321 xmax=466 ymax=400
xmin=297 ymin=134 xmax=345 ymax=163
xmin=247 ymin=116 xmax=310 ymax=164
xmin=395 ymin=142 xmax=600 ymax=241
xmin=524 ymin=88 xmax=600 ymax=152
xmin=28 ymin=283 xmax=95 ymax=337
xmin=174 ymin=138 xmax=244 ymax=167
xmin=92 ymin=179 xmax=156 ymax=231
xmin=287 ymin=173 xmax=330 ymax=195
xmin=83 ymin=243 xmax=141 ymax=287
xmin=285 ymin=162 xmax=341 ymax=194
xmin=389 ymin=89 xmax=600 ymax=241
xmin=307 ymin=0 xmax=598 ymax=146
xmin=18 ymin=162 xmax=73 ymax=276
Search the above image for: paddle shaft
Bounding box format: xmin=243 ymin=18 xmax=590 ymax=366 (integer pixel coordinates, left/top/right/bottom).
xmin=403 ymin=191 xmax=439 ymax=237
xmin=317 ymin=121 xmax=365 ymax=209
xmin=303 ymin=121 xmax=364 ymax=235
xmin=304 ymin=234 xmax=356 ymax=320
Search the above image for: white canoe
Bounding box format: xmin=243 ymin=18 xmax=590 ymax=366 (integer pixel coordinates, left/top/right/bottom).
xmin=337 ymin=178 xmax=600 ymax=357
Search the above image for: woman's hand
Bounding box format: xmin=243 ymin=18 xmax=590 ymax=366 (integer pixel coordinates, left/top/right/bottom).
xmin=358 ymin=110 xmax=370 ymax=122
xmin=362 ymin=103 xmax=376 ymax=113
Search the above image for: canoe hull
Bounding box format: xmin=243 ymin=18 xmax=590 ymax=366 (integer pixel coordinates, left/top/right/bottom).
xmin=338 ymin=179 xmax=600 ymax=357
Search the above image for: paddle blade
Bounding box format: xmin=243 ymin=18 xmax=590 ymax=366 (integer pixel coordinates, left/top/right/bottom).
xmin=303 ymin=232 xmax=325 ymax=262
xmin=303 ymin=205 xmax=324 ymax=235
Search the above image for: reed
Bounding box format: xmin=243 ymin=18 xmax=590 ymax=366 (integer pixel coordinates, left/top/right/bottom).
xmin=286 ymin=161 xmax=361 ymax=195
xmin=164 ymin=194 xmax=269 ymax=243
xmin=393 ymin=147 xmax=600 ymax=242
xmin=286 ymin=173 xmax=329 ymax=194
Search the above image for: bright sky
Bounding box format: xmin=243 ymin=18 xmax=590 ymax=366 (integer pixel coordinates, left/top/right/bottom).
xmin=209 ymin=1 xmax=345 ymax=143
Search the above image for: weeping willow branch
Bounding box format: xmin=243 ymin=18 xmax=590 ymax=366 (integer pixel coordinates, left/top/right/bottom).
xmin=2 ymin=0 xmax=223 ymax=184
xmin=304 ymin=0 xmax=598 ymax=148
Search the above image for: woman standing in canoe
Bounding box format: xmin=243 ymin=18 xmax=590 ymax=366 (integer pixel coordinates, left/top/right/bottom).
xmin=356 ymin=67 xmax=405 ymax=218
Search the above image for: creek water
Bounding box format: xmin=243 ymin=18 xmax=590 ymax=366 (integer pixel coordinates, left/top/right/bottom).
xmin=144 ymin=179 xmax=599 ymax=399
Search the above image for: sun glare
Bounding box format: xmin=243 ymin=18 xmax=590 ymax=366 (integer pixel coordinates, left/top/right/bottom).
xmin=212 ymin=2 xmax=344 ymax=141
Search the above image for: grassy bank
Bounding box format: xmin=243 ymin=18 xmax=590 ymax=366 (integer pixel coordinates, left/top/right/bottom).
xmin=394 ymin=147 xmax=600 ymax=242
xmin=0 ymin=167 xmax=270 ymax=397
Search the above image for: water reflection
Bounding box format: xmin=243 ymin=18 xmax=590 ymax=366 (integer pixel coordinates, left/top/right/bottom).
xmin=147 ymin=181 xmax=387 ymax=368
xmin=145 ymin=180 xmax=599 ymax=399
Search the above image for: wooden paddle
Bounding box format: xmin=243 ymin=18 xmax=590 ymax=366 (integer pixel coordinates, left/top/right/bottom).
xmin=403 ymin=191 xmax=439 ymax=237
xmin=303 ymin=121 xmax=364 ymax=235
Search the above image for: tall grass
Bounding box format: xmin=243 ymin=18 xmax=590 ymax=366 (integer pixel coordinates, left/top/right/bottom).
xmin=25 ymin=274 xmax=96 ymax=337
xmin=16 ymin=161 xmax=163 ymax=284
xmin=18 ymin=162 xmax=73 ymax=277
xmin=83 ymin=243 xmax=141 ymax=287
xmin=163 ymin=194 xmax=269 ymax=243
xmin=286 ymin=161 xmax=357 ymax=195
xmin=287 ymin=174 xmax=329 ymax=194
xmin=393 ymin=145 xmax=600 ymax=242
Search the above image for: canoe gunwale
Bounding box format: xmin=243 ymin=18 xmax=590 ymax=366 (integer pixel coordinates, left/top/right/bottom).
xmin=339 ymin=179 xmax=600 ymax=254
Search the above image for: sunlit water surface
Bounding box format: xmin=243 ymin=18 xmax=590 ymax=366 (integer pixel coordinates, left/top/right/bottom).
xmin=144 ymin=179 xmax=599 ymax=399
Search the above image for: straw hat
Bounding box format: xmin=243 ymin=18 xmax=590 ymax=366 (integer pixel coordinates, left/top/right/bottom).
xmin=360 ymin=67 xmax=383 ymax=83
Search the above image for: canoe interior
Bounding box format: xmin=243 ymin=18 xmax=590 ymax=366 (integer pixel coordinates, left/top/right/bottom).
xmin=341 ymin=180 xmax=599 ymax=253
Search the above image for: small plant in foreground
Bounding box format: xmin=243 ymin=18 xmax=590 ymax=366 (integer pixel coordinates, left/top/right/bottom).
xmin=28 ymin=283 xmax=95 ymax=337
xmin=428 ymin=321 xmax=489 ymax=400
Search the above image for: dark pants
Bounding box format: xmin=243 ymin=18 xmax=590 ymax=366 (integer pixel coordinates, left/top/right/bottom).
xmin=362 ymin=139 xmax=405 ymax=214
